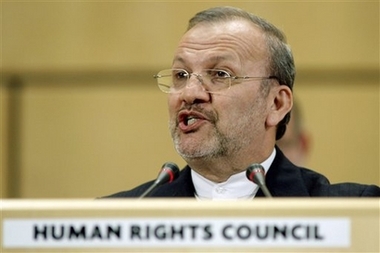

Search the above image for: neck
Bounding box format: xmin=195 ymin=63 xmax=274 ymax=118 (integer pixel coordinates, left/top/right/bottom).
xmin=186 ymin=147 xmax=274 ymax=183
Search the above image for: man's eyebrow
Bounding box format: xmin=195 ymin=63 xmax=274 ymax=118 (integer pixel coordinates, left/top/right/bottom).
xmin=172 ymin=56 xmax=186 ymax=65
xmin=209 ymin=55 xmax=234 ymax=62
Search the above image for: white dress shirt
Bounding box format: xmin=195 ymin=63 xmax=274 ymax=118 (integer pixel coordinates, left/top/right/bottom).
xmin=191 ymin=148 xmax=276 ymax=200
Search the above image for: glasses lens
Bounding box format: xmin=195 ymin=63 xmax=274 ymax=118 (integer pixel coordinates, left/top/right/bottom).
xmin=204 ymin=69 xmax=231 ymax=91
xmin=155 ymin=69 xmax=174 ymax=93
xmin=155 ymin=69 xmax=189 ymax=93
xmin=172 ymin=69 xmax=189 ymax=90
xmin=155 ymin=69 xmax=232 ymax=93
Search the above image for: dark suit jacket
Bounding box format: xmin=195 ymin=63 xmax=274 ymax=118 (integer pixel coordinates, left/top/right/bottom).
xmin=104 ymin=147 xmax=380 ymax=198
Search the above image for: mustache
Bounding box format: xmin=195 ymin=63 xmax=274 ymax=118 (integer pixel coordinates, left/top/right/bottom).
xmin=176 ymin=104 xmax=218 ymax=125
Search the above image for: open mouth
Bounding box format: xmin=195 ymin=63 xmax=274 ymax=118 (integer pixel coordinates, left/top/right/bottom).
xmin=185 ymin=116 xmax=199 ymax=126
xmin=178 ymin=111 xmax=207 ymax=132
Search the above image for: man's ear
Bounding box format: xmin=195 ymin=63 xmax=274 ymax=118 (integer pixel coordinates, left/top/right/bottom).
xmin=266 ymin=86 xmax=293 ymax=127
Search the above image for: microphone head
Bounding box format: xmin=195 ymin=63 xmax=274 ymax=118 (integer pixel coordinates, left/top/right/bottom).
xmin=246 ymin=164 xmax=266 ymax=186
xmin=156 ymin=162 xmax=180 ymax=185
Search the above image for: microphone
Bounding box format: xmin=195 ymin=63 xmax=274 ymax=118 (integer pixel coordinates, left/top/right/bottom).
xmin=139 ymin=162 xmax=180 ymax=198
xmin=246 ymin=164 xmax=273 ymax=198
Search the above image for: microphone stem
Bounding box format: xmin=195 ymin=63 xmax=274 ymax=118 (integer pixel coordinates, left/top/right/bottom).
xmin=139 ymin=182 xmax=158 ymax=199
xmin=260 ymin=184 xmax=273 ymax=198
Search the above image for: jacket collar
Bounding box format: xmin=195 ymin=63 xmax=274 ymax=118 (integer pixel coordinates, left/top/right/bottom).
xmin=154 ymin=146 xmax=311 ymax=197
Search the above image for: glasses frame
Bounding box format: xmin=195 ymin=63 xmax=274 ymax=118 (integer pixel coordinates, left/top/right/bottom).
xmin=153 ymin=68 xmax=278 ymax=93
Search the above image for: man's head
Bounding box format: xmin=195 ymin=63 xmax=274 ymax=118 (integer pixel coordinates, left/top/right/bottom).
xmin=161 ymin=6 xmax=294 ymax=178
xmin=187 ymin=6 xmax=295 ymax=140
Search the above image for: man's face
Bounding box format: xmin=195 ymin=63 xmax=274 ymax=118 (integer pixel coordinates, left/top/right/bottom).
xmin=167 ymin=20 xmax=274 ymax=163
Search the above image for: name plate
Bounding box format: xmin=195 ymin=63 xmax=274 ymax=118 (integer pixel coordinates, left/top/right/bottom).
xmin=3 ymin=217 xmax=350 ymax=248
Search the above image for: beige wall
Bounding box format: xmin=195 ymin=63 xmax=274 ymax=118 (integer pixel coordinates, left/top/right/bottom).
xmin=1 ymin=1 xmax=379 ymax=198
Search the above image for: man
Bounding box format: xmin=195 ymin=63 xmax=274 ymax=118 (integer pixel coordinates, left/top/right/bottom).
xmin=106 ymin=6 xmax=379 ymax=198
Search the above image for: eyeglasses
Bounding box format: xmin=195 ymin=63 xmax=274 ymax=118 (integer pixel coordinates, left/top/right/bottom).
xmin=153 ymin=69 xmax=277 ymax=93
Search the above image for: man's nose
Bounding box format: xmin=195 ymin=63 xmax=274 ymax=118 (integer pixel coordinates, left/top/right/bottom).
xmin=186 ymin=73 xmax=203 ymax=88
xmin=180 ymin=74 xmax=210 ymax=104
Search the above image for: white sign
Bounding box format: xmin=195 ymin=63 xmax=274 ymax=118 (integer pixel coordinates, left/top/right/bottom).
xmin=3 ymin=217 xmax=350 ymax=248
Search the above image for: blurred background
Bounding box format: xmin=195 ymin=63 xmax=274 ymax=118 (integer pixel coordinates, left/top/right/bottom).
xmin=1 ymin=1 xmax=378 ymax=198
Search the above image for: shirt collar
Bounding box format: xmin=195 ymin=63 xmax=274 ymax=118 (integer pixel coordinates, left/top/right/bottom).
xmin=191 ymin=148 xmax=276 ymax=200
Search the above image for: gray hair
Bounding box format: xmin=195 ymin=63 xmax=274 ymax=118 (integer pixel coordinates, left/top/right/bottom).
xmin=187 ymin=6 xmax=295 ymax=140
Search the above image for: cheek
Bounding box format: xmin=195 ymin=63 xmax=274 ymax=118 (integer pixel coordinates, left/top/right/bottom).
xmin=213 ymin=95 xmax=251 ymax=127
xmin=167 ymin=95 xmax=180 ymax=115
xmin=234 ymin=92 xmax=269 ymax=124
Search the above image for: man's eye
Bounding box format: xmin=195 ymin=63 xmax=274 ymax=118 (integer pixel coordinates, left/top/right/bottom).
xmin=174 ymin=71 xmax=188 ymax=79
xmin=213 ymin=70 xmax=230 ymax=78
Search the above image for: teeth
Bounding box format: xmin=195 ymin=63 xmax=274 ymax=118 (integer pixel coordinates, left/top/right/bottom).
xmin=187 ymin=117 xmax=198 ymax=126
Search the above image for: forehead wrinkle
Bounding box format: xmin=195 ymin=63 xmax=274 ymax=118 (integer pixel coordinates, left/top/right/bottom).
xmin=173 ymin=39 xmax=248 ymax=68
xmin=220 ymin=30 xmax=267 ymax=61
xmin=176 ymin=28 xmax=265 ymax=66
xmin=173 ymin=54 xmax=235 ymax=67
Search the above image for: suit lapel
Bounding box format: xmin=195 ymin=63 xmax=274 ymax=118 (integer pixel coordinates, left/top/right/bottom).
xmin=152 ymin=166 xmax=195 ymax=197
xmin=264 ymin=147 xmax=311 ymax=197
xmin=153 ymin=147 xmax=311 ymax=198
